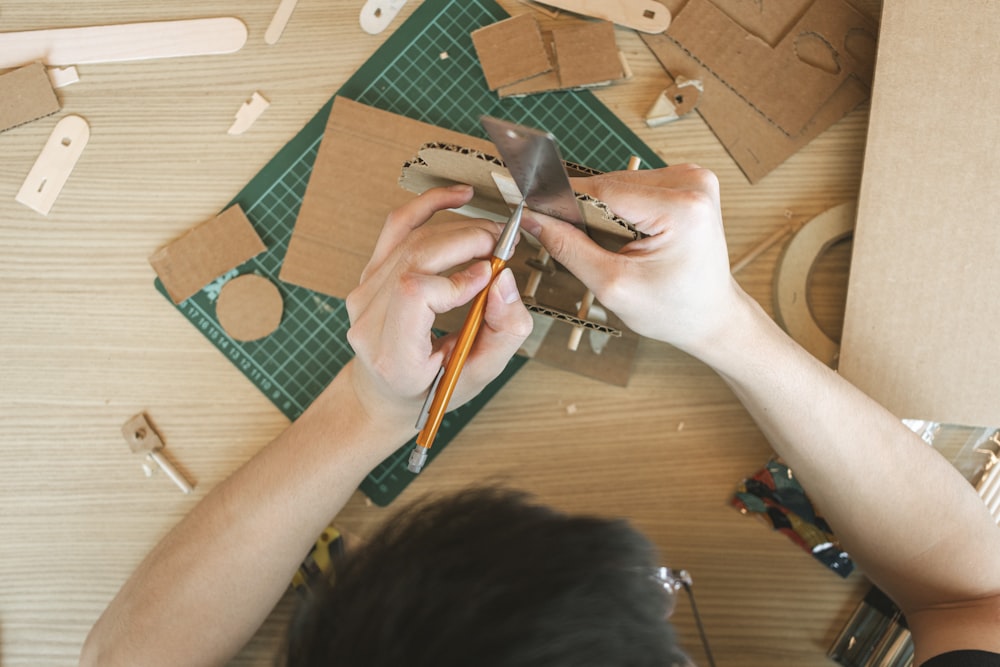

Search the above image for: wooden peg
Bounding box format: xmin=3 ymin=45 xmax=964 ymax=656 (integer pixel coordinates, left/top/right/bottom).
xmin=121 ymin=412 xmax=194 ymax=494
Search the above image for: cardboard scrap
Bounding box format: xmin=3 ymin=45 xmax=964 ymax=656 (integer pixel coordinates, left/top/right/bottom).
xmin=473 ymin=17 xmax=626 ymax=97
xmin=645 ymin=76 xmax=702 ymax=127
xmin=280 ymin=96 xmax=640 ymax=385
xmin=839 ymin=0 xmax=1000 ymax=428
xmin=471 ymin=14 xmax=552 ymax=90
xmin=0 ymin=62 xmax=61 ymax=133
xmin=641 ymin=0 xmax=877 ymax=183
xmin=216 ymin=273 xmax=283 ymax=341
xmin=149 ymin=204 xmax=266 ymax=304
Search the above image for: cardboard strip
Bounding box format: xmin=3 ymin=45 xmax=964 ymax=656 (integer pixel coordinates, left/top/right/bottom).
xmin=15 ymin=114 xmax=89 ymax=215
xmin=148 ymin=204 xmax=266 ymax=304
xmin=0 ymin=63 xmax=61 ymax=133
xmin=0 ymin=17 xmax=247 ymax=68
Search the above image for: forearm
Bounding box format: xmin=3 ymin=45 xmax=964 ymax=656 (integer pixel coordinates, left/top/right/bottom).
xmin=694 ymin=288 xmax=1000 ymax=613
xmin=81 ymin=362 xmax=414 ymax=667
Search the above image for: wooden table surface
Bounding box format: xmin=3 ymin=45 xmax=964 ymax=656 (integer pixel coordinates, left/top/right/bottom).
xmin=0 ymin=1 xmax=883 ymax=664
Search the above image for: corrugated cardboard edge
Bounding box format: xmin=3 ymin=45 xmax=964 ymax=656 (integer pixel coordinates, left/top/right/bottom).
xmin=399 ymin=142 xmax=639 ymax=244
xmin=839 ymin=0 xmax=1000 ymax=427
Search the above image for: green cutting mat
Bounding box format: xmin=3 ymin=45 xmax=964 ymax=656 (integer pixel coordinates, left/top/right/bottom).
xmin=157 ymin=0 xmax=665 ymax=506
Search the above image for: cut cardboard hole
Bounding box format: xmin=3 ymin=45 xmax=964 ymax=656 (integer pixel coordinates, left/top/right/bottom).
xmin=216 ymin=274 xmax=284 ymax=342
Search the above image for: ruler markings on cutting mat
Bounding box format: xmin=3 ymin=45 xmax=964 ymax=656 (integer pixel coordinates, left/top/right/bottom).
xmin=156 ymin=0 xmax=664 ymax=505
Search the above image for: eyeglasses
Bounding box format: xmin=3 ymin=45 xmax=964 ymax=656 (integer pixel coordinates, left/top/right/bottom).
xmin=652 ymin=567 xmax=717 ymax=667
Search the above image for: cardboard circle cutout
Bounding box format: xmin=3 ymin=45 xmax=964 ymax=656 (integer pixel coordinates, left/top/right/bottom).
xmin=216 ymin=274 xmax=283 ymax=341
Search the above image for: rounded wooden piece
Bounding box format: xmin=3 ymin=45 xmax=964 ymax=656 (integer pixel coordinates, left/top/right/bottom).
xmin=774 ymin=202 xmax=855 ymax=368
xmin=216 ymin=274 xmax=283 ymax=342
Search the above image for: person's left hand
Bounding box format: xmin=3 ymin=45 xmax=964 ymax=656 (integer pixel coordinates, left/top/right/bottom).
xmin=344 ymin=185 xmax=533 ymax=434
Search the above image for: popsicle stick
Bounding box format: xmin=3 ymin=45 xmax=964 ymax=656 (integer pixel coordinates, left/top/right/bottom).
xmin=0 ymin=17 xmax=247 ymax=69
xmin=265 ymin=0 xmax=300 ymax=45
xmin=532 ymin=0 xmax=671 ymax=33
xmin=16 ymin=115 xmax=90 ymax=215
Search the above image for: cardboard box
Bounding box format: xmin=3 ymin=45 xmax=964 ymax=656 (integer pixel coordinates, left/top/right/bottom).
xmin=839 ymin=0 xmax=1000 ymax=428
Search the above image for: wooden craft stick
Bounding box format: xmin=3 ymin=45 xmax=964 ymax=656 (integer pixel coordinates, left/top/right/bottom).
xmin=532 ymin=0 xmax=671 ymax=33
xmin=228 ymin=92 xmax=270 ymax=135
xmin=16 ymin=114 xmax=90 ymax=215
xmin=731 ymin=220 xmax=801 ymax=274
xmin=0 ymin=17 xmax=247 ymax=69
xmin=265 ymin=0 xmax=300 ymax=45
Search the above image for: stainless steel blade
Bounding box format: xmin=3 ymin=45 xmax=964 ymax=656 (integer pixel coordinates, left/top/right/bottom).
xmin=480 ymin=115 xmax=585 ymax=227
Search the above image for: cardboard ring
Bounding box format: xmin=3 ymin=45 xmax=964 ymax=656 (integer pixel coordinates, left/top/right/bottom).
xmin=773 ymin=202 xmax=855 ymax=368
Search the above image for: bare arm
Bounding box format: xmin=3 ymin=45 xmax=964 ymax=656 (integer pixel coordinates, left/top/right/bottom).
xmin=524 ymin=166 xmax=1000 ymax=664
xmin=80 ymin=185 xmax=532 ymax=667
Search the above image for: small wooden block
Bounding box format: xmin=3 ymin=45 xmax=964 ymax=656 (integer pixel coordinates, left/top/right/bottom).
xmin=47 ymin=65 xmax=80 ymax=89
xmin=471 ymin=14 xmax=552 ymax=90
xmin=15 ymin=114 xmax=89 ymax=215
xmin=228 ymin=91 xmax=269 ymax=135
xmin=0 ymin=62 xmax=61 ymax=133
xmin=122 ymin=412 xmax=164 ymax=454
xmin=148 ymin=204 xmax=266 ymax=304
xmin=216 ymin=274 xmax=284 ymax=341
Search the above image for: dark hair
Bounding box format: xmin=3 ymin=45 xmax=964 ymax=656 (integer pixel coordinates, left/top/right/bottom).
xmin=285 ymin=486 xmax=684 ymax=667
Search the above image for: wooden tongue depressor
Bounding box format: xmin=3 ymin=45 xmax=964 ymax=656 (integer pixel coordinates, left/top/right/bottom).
xmin=265 ymin=0 xmax=300 ymax=45
xmin=16 ymin=114 xmax=90 ymax=215
xmin=531 ymin=0 xmax=671 ymax=33
xmin=0 ymin=17 xmax=248 ymax=69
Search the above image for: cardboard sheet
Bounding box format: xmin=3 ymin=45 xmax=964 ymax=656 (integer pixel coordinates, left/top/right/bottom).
xmin=839 ymin=0 xmax=1000 ymax=428
xmin=642 ymin=0 xmax=876 ymax=183
xmin=0 ymin=62 xmax=61 ymax=133
xmin=149 ymin=204 xmax=266 ymax=304
xmin=665 ymin=0 xmax=876 ymax=136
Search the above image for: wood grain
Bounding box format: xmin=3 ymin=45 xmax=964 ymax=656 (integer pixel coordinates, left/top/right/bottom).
xmin=0 ymin=1 xmax=892 ymax=665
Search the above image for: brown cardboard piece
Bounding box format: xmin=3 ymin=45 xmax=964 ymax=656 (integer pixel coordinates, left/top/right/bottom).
xmin=0 ymin=62 xmax=61 ymax=133
xmin=471 ymin=14 xmax=552 ymax=90
xmin=641 ymin=0 xmax=876 ymax=183
xmin=216 ymin=274 xmax=284 ymax=341
xmin=665 ymin=0 xmax=876 ymax=136
xmin=149 ymin=204 xmax=266 ymax=304
xmin=280 ymin=96 xmax=640 ymax=385
xmin=838 ymin=0 xmax=1000 ymax=428
xmin=492 ymin=19 xmax=626 ymax=97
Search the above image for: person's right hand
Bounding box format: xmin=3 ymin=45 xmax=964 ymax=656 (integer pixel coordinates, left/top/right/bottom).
xmin=520 ymin=164 xmax=744 ymax=357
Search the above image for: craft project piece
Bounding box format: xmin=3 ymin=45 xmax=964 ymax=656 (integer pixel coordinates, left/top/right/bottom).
xmin=730 ymin=219 xmax=801 ymax=275
xmin=645 ymin=76 xmax=701 ymax=127
xmin=46 ymin=65 xmax=80 ymax=88
xmin=122 ymin=412 xmax=194 ymax=494
xmin=228 ymin=92 xmax=270 ymax=135
xmin=732 ymin=459 xmax=854 ymax=578
xmin=265 ymin=0 xmax=300 ymax=45
xmin=773 ymin=202 xmax=855 ymax=368
xmin=497 ymin=20 xmax=627 ymax=97
xmin=360 ymin=0 xmax=409 ymax=34
xmin=839 ymin=0 xmax=1000 ymax=428
xmin=471 ymin=14 xmax=552 ymax=90
xmin=533 ymin=0 xmax=671 ymax=33
xmin=149 ymin=204 xmax=266 ymax=304
xmin=0 ymin=17 xmax=248 ymax=68
xmin=216 ymin=274 xmax=284 ymax=341
xmin=641 ymin=0 xmax=876 ymax=183
xmin=665 ymin=0 xmax=876 ymax=136
xmin=15 ymin=114 xmax=89 ymax=215
xmin=0 ymin=62 xmax=61 ymax=133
